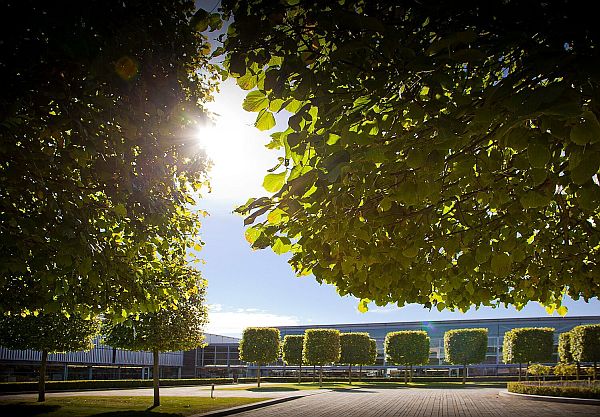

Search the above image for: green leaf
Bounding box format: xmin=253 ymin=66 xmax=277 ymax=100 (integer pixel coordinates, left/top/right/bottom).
xmin=255 ymin=109 xmax=276 ymax=131
xmin=262 ymin=171 xmax=286 ymax=193
xmin=491 ymin=253 xmax=512 ymax=277
xmin=113 ymin=204 xmax=127 ymax=217
xmin=520 ymin=191 xmax=551 ymax=209
xmin=245 ymin=227 xmax=261 ymax=244
xmin=527 ymin=143 xmax=551 ymax=168
xmin=273 ymin=236 xmax=292 ymax=254
xmin=242 ymin=90 xmax=269 ymax=112
xmin=571 ymin=151 xmax=600 ymax=185
xmin=358 ymin=299 xmax=370 ymax=313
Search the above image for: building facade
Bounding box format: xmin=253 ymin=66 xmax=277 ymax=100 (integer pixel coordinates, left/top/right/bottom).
xmin=2 ymin=316 xmax=599 ymax=381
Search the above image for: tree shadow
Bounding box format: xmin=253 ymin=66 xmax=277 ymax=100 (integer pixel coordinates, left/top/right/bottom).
xmin=330 ymin=388 xmax=377 ymax=393
xmin=89 ymin=411 xmax=180 ymax=417
xmin=245 ymin=386 xmax=298 ymax=392
xmin=0 ymin=403 xmax=61 ymax=417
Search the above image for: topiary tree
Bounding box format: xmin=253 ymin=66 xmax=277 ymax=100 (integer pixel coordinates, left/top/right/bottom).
xmin=502 ymin=327 xmax=555 ymax=381
xmin=558 ymin=332 xmax=573 ymax=363
xmin=303 ymin=329 xmax=340 ymax=387
xmin=362 ymin=338 xmax=377 ymax=381
xmin=570 ymin=324 xmax=600 ymax=380
xmin=385 ymin=331 xmax=430 ymax=384
xmin=282 ymin=334 xmax=304 ymax=384
xmin=0 ymin=313 xmax=100 ymax=402
xmin=444 ymin=328 xmax=488 ymax=384
xmin=239 ymin=327 xmax=281 ymax=388
xmin=104 ymin=290 xmax=207 ymax=407
xmin=339 ymin=332 xmax=372 ymax=384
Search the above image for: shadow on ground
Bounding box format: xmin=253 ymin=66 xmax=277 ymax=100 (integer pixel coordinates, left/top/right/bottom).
xmin=245 ymin=386 xmax=298 ymax=392
xmin=0 ymin=403 xmax=61 ymax=417
xmin=0 ymin=403 xmax=182 ymax=417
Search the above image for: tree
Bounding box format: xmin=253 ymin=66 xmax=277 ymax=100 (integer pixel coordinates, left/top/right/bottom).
xmin=444 ymin=328 xmax=487 ymax=384
xmin=502 ymin=327 xmax=554 ymax=381
xmin=0 ymin=313 xmax=100 ymax=402
xmin=385 ymin=331 xmax=430 ymax=384
xmin=0 ymin=1 xmax=221 ymax=317
xmin=359 ymin=338 xmax=378 ymax=381
xmin=339 ymin=332 xmax=371 ymax=384
xmin=225 ymin=0 xmax=600 ymax=313
xmin=104 ymin=284 xmax=207 ymax=407
xmin=303 ymin=329 xmax=340 ymax=387
xmin=282 ymin=334 xmax=304 ymax=384
xmin=558 ymin=332 xmax=573 ymax=363
xmin=239 ymin=327 xmax=280 ymax=388
xmin=570 ymin=324 xmax=600 ymax=380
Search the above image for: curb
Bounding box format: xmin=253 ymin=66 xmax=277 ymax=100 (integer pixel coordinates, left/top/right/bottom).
xmin=192 ymin=394 xmax=308 ymax=417
xmin=499 ymin=390 xmax=600 ymax=406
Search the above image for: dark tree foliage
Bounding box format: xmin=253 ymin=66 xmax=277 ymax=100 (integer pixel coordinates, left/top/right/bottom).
xmin=558 ymin=332 xmax=573 ymax=363
xmin=224 ymin=0 xmax=600 ymax=312
xmin=502 ymin=327 xmax=555 ymax=364
xmin=0 ymin=313 xmax=100 ymax=401
xmin=103 ymin=280 xmax=207 ymax=407
xmin=0 ymin=1 xmax=220 ymax=316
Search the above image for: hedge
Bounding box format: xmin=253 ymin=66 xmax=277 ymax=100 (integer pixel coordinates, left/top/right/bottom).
xmin=236 ymin=376 xmax=523 ymax=384
xmin=508 ymin=382 xmax=600 ymax=399
xmin=0 ymin=378 xmax=233 ymax=393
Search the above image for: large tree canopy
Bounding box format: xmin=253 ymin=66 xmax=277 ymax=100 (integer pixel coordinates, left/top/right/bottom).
xmin=224 ymin=0 xmax=600 ymax=312
xmin=0 ymin=0 xmax=220 ymax=316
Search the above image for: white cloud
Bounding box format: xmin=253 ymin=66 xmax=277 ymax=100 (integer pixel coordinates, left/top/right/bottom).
xmin=205 ymin=305 xmax=300 ymax=338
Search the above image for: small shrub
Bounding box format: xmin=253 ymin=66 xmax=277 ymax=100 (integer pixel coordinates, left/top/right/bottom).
xmin=508 ymin=381 xmax=600 ymax=399
xmin=554 ymin=362 xmax=577 ymax=379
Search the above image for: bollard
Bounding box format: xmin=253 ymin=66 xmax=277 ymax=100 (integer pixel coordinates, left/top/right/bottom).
xmin=211 ymin=383 xmax=215 ymax=399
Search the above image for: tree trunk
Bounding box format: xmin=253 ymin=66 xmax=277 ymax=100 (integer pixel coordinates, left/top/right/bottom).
xmin=594 ymin=362 xmax=597 ymax=381
xmin=576 ymin=362 xmax=581 ymax=380
xmin=359 ymin=364 xmax=362 ymax=382
xmin=404 ymin=365 xmax=408 ymax=384
xmin=348 ymin=364 xmax=352 ymax=384
xmin=257 ymin=363 xmax=261 ymax=388
xmin=462 ymin=363 xmax=466 ymax=385
xmin=518 ymin=363 xmax=522 ymax=382
xmin=526 ymin=362 xmax=530 ymax=381
xmin=319 ymin=365 xmax=323 ymax=387
xmin=298 ymin=364 xmax=302 ymax=384
xmin=410 ymin=365 xmax=413 ymax=383
xmin=153 ymin=349 xmax=160 ymax=407
xmin=313 ymin=365 xmax=315 ymax=383
xmin=38 ymin=350 xmax=48 ymax=402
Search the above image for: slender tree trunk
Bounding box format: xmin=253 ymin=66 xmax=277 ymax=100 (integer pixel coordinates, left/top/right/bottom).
xmin=313 ymin=365 xmax=315 ymax=383
xmin=348 ymin=364 xmax=352 ymax=385
xmin=257 ymin=363 xmax=261 ymax=388
xmin=298 ymin=364 xmax=302 ymax=384
xmin=518 ymin=363 xmax=522 ymax=382
xmin=576 ymin=362 xmax=581 ymax=380
xmin=153 ymin=349 xmax=160 ymax=407
xmin=404 ymin=365 xmax=408 ymax=384
xmin=526 ymin=362 xmax=530 ymax=381
xmin=594 ymin=362 xmax=597 ymax=381
xmin=319 ymin=365 xmax=323 ymax=387
xmin=410 ymin=365 xmax=413 ymax=383
xmin=462 ymin=363 xmax=466 ymax=385
xmin=359 ymin=364 xmax=362 ymax=382
xmin=38 ymin=350 xmax=48 ymax=402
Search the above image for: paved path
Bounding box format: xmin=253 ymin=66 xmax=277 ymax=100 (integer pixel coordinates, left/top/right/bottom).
xmin=0 ymin=384 xmax=321 ymax=401
xmin=228 ymin=387 xmax=598 ymax=417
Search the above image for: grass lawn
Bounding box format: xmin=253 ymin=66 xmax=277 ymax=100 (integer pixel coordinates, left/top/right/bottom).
xmin=222 ymin=381 xmax=508 ymax=392
xmin=0 ymin=396 xmax=267 ymax=417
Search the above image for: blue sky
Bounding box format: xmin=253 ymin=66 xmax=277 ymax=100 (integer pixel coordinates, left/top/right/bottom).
xmin=193 ymin=80 xmax=600 ymax=338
